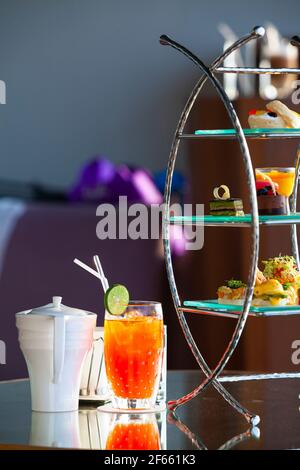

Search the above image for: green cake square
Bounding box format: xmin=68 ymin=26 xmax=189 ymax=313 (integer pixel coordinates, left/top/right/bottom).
xmin=209 ymin=198 xmax=244 ymax=216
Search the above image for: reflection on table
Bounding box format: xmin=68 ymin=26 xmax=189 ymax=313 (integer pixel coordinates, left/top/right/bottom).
xmin=29 ymin=408 xmax=167 ymax=450
xmin=167 ymin=411 xmax=260 ymax=450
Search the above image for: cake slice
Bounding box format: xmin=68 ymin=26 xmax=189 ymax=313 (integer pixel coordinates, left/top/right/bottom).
xmin=209 ymin=198 xmax=244 ymax=216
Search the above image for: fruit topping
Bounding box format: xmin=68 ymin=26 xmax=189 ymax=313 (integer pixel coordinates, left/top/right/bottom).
xmin=256 ymin=180 xmax=279 ymax=196
xmin=104 ymin=284 xmax=130 ymax=316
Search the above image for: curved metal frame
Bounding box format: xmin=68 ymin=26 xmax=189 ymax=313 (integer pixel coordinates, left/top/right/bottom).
xmin=291 ymin=146 xmax=300 ymax=269
xmin=290 ymin=38 xmax=300 ymax=269
xmin=161 ymin=28 xmax=263 ymax=425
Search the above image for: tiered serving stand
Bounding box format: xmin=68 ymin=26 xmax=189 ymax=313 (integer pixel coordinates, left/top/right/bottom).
xmin=160 ymin=27 xmax=300 ymax=426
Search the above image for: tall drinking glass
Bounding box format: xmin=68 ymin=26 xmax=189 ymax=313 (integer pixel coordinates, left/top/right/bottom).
xmin=104 ymin=301 xmax=164 ymax=411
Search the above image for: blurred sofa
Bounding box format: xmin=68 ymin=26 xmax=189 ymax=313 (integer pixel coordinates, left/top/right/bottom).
xmin=0 ymin=201 xmax=167 ymax=380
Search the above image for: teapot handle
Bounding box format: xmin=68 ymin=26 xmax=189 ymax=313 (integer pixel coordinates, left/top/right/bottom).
xmin=53 ymin=316 xmax=65 ymax=384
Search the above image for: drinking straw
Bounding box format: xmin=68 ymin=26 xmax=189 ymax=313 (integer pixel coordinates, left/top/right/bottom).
xmin=73 ymin=258 xmax=100 ymax=280
xmin=93 ymin=255 xmax=110 ymax=292
xmin=73 ymin=257 xmax=110 ymax=293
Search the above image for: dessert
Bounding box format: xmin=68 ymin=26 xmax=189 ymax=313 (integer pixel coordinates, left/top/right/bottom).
xmin=255 ymin=179 xmax=288 ymax=215
xmin=256 ymin=194 xmax=289 ymax=215
xmin=248 ymin=100 xmax=300 ymax=128
xmin=217 ymin=256 xmax=300 ymax=306
xmin=248 ymin=109 xmax=286 ymax=128
xmin=267 ymin=101 xmax=300 ymax=128
xmin=209 ymin=185 xmax=244 ymax=216
xmin=256 ymin=168 xmax=295 ymax=197
xmin=255 ymin=168 xmax=295 ymax=215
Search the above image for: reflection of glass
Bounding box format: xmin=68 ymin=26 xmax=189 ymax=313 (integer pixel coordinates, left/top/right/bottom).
xmin=255 ymin=168 xmax=295 ymax=197
xmin=97 ymin=411 xmax=166 ymax=450
xmin=105 ymin=414 xmax=160 ymax=450
xmin=104 ymin=301 xmax=164 ymax=410
xmin=79 ymin=410 xmax=102 ymax=449
xmin=80 ymin=327 xmax=107 ymax=399
xmin=155 ymin=325 xmax=167 ymax=409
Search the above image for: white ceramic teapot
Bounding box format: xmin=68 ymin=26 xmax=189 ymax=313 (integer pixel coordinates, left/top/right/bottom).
xmin=16 ymin=296 xmax=97 ymax=412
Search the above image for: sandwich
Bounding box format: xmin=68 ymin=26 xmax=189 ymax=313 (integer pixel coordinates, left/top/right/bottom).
xmin=217 ymin=277 xmax=289 ymax=306
xmin=217 ymin=256 xmax=300 ymax=307
xmin=217 ymin=279 xmax=246 ymax=305
xmin=253 ymin=278 xmax=291 ymax=306
xmin=262 ymin=255 xmax=300 ymax=284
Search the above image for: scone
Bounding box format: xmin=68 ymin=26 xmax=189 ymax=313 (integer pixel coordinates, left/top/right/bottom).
xmin=248 ymin=100 xmax=300 ymax=129
xmin=267 ymin=100 xmax=300 ymax=128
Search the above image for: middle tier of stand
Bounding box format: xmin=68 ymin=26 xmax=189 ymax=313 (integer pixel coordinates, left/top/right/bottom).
xmin=169 ymin=214 xmax=300 ymax=227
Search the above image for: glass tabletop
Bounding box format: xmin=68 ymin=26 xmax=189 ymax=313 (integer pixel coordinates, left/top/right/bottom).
xmin=1 ymin=372 xmax=300 ymax=450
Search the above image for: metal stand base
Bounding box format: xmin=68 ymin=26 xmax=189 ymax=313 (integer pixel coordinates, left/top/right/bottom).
xmin=168 ymin=371 xmax=300 ymax=426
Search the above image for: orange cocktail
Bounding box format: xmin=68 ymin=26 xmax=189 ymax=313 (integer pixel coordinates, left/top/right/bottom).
xmin=106 ymin=420 xmax=160 ymax=450
xmin=104 ymin=301 xmax=164 ymax=410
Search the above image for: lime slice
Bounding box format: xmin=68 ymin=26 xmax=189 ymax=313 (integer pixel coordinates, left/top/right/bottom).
xmin=104 ymin=284 xmax=129 ymax=316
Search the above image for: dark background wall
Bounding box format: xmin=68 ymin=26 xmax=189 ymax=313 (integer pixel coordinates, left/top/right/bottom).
xmin=0 ymin=0 xmax=299 ymax=189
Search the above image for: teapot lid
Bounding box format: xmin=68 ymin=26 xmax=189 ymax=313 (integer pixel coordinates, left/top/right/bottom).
xmin=27 ymin=296 xmax=91 ymax=317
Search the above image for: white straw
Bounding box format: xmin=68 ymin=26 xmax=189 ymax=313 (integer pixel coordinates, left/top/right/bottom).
xmin=93 ymin=255 xmax=109 ymax=292
xmin=73 ymin=258 xmax=100 ymax=280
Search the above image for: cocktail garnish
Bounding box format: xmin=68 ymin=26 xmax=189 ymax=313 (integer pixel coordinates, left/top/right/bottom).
xmin=104 ymin=284 xmax=129 ymax=316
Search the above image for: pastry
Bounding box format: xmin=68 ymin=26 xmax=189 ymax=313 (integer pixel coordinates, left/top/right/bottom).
xmin=248 ymin=109 xmax=286 ymax=128
xmin=209 ymin=185 xmax=244 ymax=216
xmin=267 ymin=101 xmax=300 ymax=128
xmin=248 ymin=100 xmax=300 ymax=129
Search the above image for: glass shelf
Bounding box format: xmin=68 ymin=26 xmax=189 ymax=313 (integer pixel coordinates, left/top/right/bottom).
xmin=183 ymin=299 xmax=300 ymax=318
xmin=169 ymin=214 xmax=300 ymax=227
xmin=179 ymin=128 xmax=300 ymax=140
